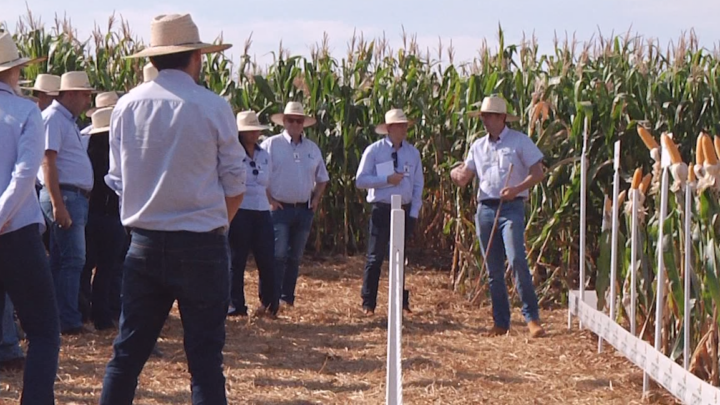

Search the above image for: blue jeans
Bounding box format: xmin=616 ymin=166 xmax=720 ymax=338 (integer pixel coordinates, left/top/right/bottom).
xmin=228 ymin=209 xmax=277 ymax=313
xmin=40 ymin=187 xmax=89 ymax=331
xmin=476 ymin=199 xmax=539 ymax=330
xmin=100 ymin=228 xmax=230 ymax=405
xmin=270 ymin=206 xmax=314 ymax=305
xmin=82 ymin=213 xmax=127 ymax=329
xmin=0 ymin=295 xmax=23 ymax=362
xmin=0 ymin=224 xmax=61 ymax=404
xmin=361 ymin=204 xmax=415 ymax=311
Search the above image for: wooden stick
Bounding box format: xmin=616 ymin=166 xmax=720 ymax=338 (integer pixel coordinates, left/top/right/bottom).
xmin=471 ymin=164 xmax=514 ymax=305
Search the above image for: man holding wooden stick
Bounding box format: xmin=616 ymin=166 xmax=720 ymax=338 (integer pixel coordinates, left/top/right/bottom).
xmin=450 ymin=95 xmax=546 ymax=338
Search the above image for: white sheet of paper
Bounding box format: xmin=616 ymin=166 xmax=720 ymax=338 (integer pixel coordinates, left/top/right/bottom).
xmin=376 ymin=160 xmax=395 ymax=178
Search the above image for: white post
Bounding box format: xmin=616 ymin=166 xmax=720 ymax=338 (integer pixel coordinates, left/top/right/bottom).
xmin=600 ymin=140 xmax=621 ymax=353
xmin=630 ymin=188 xmax=639 ymax=336
xmin=645 ymin=161 xmax=669 ymax=393
xmin=576 ymin=116 xmax=589 ymax=330
xmin=683 ymin=182 xmax=692 ymax=370
xmin=386 ymin=194 xmax=405 ymax=405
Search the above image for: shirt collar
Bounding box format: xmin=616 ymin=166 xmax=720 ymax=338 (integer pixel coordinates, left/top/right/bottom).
xmin=0 ymin=82 xmax=15 ymax=95
xmin=282 ymin=130 xmax=303 ymax=144
xmin=50 ymin=100 xmax=76 ymax=121
xmin=157 ymin=69 xmax=197 ymax=85
xmin=383 ymin=137 xmax=404 ymax=149
xmin=489 ymin=126 xmax=510 ymax=143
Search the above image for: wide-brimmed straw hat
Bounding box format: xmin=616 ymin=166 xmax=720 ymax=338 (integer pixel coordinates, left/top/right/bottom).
xmin=21 ymin=74 xmax=61 ymax=96
xmin=88 ymin=107 xmax=113 ymax=135
xmin=0 ymin=32 xmax=46 ymax=73
xmin=468 ymin=95 xmax=519 ymax=122
xmin=143 ymin=63 xmax=158 ymax=82
xmin=59 ymin=71 xmax=97 ymax=92
xmin=270 ymin=102 xmax=316 ymax=127
xmin=87 ymin=91 xmax=120 ymax=115
xmin=237 ymin=111 xmax=269 ymax=132
xmin=375 ymin=109 xmax=414 ymax=135
xmin=128 ymin=14 xmax=231 ymax=58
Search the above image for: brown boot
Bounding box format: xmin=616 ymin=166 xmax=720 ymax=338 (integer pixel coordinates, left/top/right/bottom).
xmin=487 ymin=326 xmax=509 ymax=337
xmin=528 ymin=320 xmax=546 ymax=338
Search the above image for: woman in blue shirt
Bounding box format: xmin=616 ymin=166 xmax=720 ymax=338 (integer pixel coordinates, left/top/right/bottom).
xmin=228 ymin=111 xmax=278 ymax=317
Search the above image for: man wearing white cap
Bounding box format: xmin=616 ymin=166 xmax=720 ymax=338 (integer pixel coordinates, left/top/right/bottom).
xmin=0 ymin=31 xmax=61 ymax=405
xmin=356 ymin=109 xmax=424 ymax=315
xmin=451 ymin=95 xmax=546 ymax=338
xmin=100 ymin=14 xmax=246 ymax=405
xmin=22 ymin=73 xmax=60 ymax=111
xmin=37 ymin=70 xmax=95 ymax=336
xmin=262 ymin=101 xmax=329 ymax=308
xmin=80 ymin=91 xmax=120 ymax=138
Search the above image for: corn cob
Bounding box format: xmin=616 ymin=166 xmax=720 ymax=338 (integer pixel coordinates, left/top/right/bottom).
xmin=639 ymin=173 xmax=653 ymax=194
xmin=637 ymin=126 xmax=660 ymax=150
xmin=689 ymin=163 xmax=696 ymax=182
xmin=661 ymin=133 xmax=682 ymax=164
xmin=702 ymin=135 xmax=718 ymax=165
xmin=697 ymin=134 xmax=706 ymax=166
xmin=631 ymin=168 xmax=643 ymax=189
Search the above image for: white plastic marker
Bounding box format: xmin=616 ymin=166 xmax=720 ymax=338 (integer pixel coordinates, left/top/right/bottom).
xmin=600 ymin=140 xmax=621 ymax=353
xmin=646 ymin=140 xmax=671 ymax=393
xmin=575 ymin=116 xmax=589 ymax=330
xmin=386 ymin=194 xmax=405 ymax=405
xmin=630 ymin=181 xmax=639 ymax=336
xmin=683 ymin=180 xmax=692 ymax=370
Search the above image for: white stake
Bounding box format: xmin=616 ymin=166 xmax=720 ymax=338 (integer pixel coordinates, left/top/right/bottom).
xmin=576 ymin=116 xmax=589 ymax=330
xmin=683 ymin=182 xmax=692 ymax=370
xmin=386 ymin=195 xmax=405 ymax=405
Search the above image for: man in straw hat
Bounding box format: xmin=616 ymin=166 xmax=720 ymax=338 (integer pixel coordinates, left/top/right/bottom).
xmin=228 ymin=111 xmax=278 ymax=318
xmin=99 ymin=14 xmax=245 ymax=404
xmin=37 ymin=70 xmax=96 ymax=336
xmin=22 ymin=73 xmax=60 ymax=111
xmin=79 ymin=107 xmax=126 ymax=332
xmin=450 ymin=95 xmax=546 ymax=338
xmin=262 ymin=101 xmax=329 ymax=308
xmin=0 ymin=31 xmax=61 ymax=404
xmin=356 ymin=108 xmax=424 ymax=316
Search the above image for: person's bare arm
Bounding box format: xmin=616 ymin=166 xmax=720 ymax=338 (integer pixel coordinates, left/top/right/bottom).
xmin=42 ymin=151 xmax=72 ymax=228
xmin=500 ymin=161 xmax=544 ymax=200
xmin=450 ymin=163 xmax=476 ymax=188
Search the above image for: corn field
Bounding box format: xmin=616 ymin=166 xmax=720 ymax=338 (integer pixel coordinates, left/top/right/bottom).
xmin=6 ymin=11 xmax=720 ymax=379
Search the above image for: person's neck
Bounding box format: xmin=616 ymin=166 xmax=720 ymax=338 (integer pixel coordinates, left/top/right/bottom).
xmin=389 ymin=137 xmax=403 ymax=149
xmin=289 ymin=132 xmax=302 ymax=144
xmin=57 ymin=99 xmax=78 ymax=118
xmin=488 ymin=126 xmax=505 ymax=141
xmin=242 ymin=141 xmax=255 ymax=158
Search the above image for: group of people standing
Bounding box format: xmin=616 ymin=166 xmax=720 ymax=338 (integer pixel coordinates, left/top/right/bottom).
xmin=0 ymin=12 xmax=547 ymax=405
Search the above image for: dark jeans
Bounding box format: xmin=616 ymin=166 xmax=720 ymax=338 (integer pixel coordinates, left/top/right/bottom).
xmin=39 ymin=187 xmax=89 ymax=331
xmin=270 ymin=206 xmax=314 ymax=305
xmin=100 ymin=228 xmax=230 ymax=405
xmin=0 ymin=224 xmax=61 ymax=405
xmin=476 ymin=199 xmax=540 ymax=329
xmin=361 ymin=204 xmax=415 ymax=311
xmin=81 ymin=213 xmax=127 ymax=329
xmin=228 ymin=209 xmax=277 ymax=314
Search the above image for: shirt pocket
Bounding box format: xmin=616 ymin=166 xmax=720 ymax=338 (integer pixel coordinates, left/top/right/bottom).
xmin=498 ymin=148 xmax=516 ymax=170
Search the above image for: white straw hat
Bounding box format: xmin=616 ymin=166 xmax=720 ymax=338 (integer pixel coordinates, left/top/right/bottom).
xmin=375 ymin=109 xmax=414 ymax=135
xmin=468 ymin=95 xmax=519 ymax=122
xmin=237 ymin=111 xmax=269 ymax=132
xmin=270 ymin=101 xmax=316 ymax=127
xmin=143 ymin=63 xmax=158 ymax=82
xmin=0 ymin=32 xmax=45 ymax=72
xmin=128 ymin=14 xmax=231 ymax=58
xmin=59 ymin=71 xmax=97 ymax=92
xmin=87 ymin=91 xmax=120 ymax=115
xmin=88 ymin=107 xmax=113 ymax=135
xmin=21 ymin=73 xmax=60 ymax=96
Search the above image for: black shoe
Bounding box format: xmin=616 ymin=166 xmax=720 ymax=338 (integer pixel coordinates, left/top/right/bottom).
xmin=227 ymin=307 xmax=248 ymax=317
xmin=62 ymin=325 xmax=93 ymax=336
xmin=94 ymin=321 xmax=117 ymax=331
xmin=151 ymin=344 xmax=163 ymax=358
xmin=0 ymin=357 xmax=25 ymax=372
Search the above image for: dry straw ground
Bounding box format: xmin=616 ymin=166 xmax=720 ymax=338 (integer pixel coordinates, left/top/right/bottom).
xmin=0 ymin=256 xmax=678 ymax=404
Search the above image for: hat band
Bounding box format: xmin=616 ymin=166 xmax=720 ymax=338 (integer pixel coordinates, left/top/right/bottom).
xmin=0 ymin=56 xmax=25 ymax=66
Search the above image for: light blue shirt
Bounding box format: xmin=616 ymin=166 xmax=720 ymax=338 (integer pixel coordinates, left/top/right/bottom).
xmin=356 ymin=138 xmax=424 ymax=218
xmin=105 ymin=69 xmax=247 ymax=232
xmin=261 ymin=131 xmax=329 ymax=204
xmin=464 ymin=126 xmax=544 ymax=201
xmin=239 ymin=145 xmax=271 ymax=211
xmin=0 ymin=82 xmax=46 ymax=235
xmin=37 ymin=100 xmax=94 ymax=190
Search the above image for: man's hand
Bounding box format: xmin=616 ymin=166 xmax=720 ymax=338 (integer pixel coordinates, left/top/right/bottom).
xmin=387 ymin=172 xmax=404 ymax=186
xmin=269 ymin=198 xmax=284 ymax=211
xmin=310 ymin=197 xmax=321 ymax=211
xmin=450 ymin=164 xmax=475 ymax=187
xmin=53 ymin=204 xmax=73 ymax=229
xmin=500 ymin=186 xmax=520 ymax=201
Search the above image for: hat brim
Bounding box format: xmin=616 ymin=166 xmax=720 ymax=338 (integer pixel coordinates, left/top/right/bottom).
xmin=0 ymin=56 xmax=46 ymax=72
xmin=468 ymin=110 xmax=520 ymax=122
xmin=87 ymin=104 xmax=117 ymax=116
xmin=88 ymin=125 xmax=110 ymax=135
xmin=127 ymin=43 xmax=232 ymax=59
xmin=59 ymin=87 xmax=99 ymax=93
xmin=238 ymin=125 xmax=270 ymax=132
xmin=20 ymin=86 xmax=59 ymax=96
xmin=375 ymin=119 xmax=415 ymax=135
xmin=270 ymin=113 xmax=317 ymax=128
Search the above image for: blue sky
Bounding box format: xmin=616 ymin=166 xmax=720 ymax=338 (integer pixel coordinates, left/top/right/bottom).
xmin=6 ymin=0 xmax=720 ymax=67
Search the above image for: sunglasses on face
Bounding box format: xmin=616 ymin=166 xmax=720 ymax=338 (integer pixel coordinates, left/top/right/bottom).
xmin=249 ymin=160 xmax=259 ymax=176
xmin=285 ymin=117 xmax=304 ymax=125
